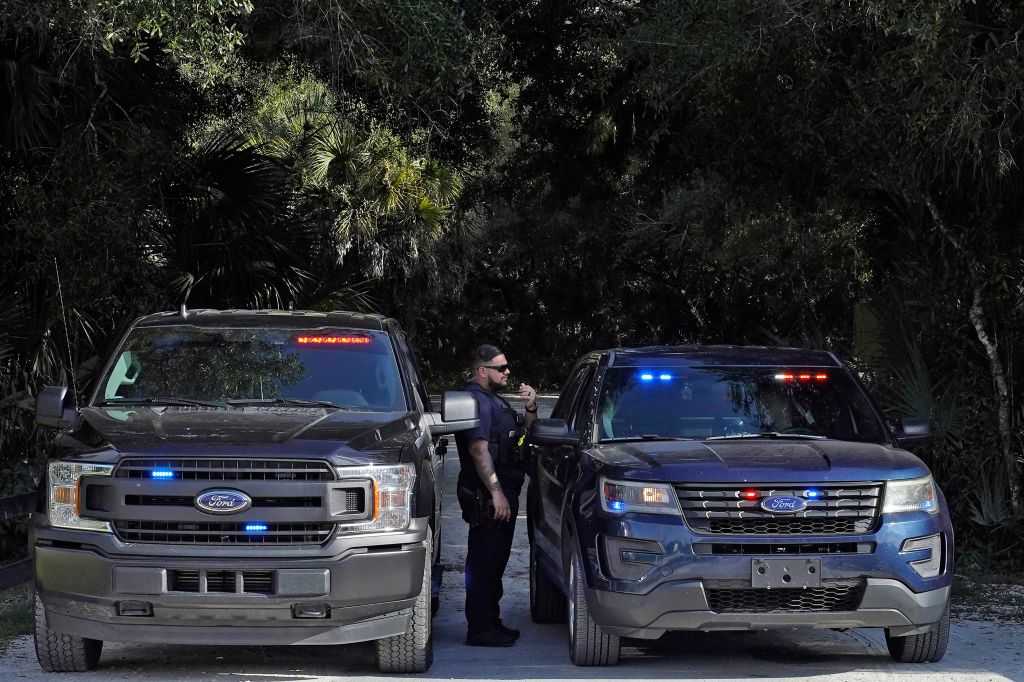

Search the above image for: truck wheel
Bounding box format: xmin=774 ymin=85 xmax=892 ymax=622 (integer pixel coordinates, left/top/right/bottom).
xmin=34 ymin=594 xmax=102 ymax=672
xmin=885 ymin=601 xmax=950 ymax=663
xmin=376 ymin=534 xmax=433 ymax=673
xmin=530 ymin=542 xmax=566 ymax=623
xmin=567 ymin=553 xmax=619 ymax=666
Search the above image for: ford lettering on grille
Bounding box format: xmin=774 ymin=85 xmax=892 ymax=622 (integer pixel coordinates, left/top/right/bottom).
xmin=760 ymin=496 xmax=808 ymax=514
xmin=195 ymin=490 xmax=252 ymax=515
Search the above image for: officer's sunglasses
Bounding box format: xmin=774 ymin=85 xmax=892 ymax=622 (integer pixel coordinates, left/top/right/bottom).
xmin=482 ymin=364 xmax=510 ymax=372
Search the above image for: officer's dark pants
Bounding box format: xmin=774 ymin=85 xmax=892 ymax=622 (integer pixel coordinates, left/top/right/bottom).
xmin=464 ymin=482 xmax=521 ymax=633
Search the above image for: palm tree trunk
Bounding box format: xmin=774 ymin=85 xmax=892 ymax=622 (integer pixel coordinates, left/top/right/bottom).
xmin=966 ymin=284 xmax=1021 ymax=515
xmin=924 ymin=193 xmax=1021 ymax=516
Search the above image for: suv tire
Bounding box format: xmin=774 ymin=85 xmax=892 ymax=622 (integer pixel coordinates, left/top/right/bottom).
xmin=375 ymin=534 xmax=433 ymax=673
xmin=34 ymin=594 xmax=103 ymax=672
xmin=567 ymin=553 xmax=619 ymax=666
xmin=885 ymin=601 xmax=950 ymax=663
xmin=530 ymin=542 xmax=566 ymax=623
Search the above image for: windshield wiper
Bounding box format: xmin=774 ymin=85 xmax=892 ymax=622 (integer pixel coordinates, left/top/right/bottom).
xmin=706 ymin=432 xmax=827 ymax=440
xmin=226 ymin=398 xmax=350 ymax=410
xmin=96 ymin=397 xmax=231 ymax=408
xmin=600 ymin=435 xmax=697 ymax=443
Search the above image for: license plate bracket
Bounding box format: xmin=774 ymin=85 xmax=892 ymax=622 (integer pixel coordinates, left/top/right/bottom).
xmin=751 ymin=558 xmax=821 ymax=588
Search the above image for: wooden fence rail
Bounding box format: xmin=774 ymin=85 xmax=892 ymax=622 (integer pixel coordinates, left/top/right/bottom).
xmin=0 ymin=491 xmax=36 ymax=591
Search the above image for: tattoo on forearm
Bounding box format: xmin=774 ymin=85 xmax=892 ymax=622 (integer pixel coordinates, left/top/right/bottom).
xmin=470 ymin=441 xmax=501 ymax=491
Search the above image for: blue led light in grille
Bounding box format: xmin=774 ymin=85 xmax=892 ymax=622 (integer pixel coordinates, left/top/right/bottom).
xmin=151 ymin=470 xmax=175 ymax=479
xmin=244 ymin=523 xmax=268 ymax=533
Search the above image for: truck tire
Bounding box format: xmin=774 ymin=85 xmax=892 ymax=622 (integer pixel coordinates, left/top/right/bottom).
xmin=567 ymin=553 xmax=619 ymax=666
xmin=530 ymin=542 xmax=566 ymax=623
xmin=34 ymin=594 xmax=102 ymax=672
xmin=376 ymin=534 xmax=433 ymax=673
xmin=885 ymin=601 xmax=950 ymax=663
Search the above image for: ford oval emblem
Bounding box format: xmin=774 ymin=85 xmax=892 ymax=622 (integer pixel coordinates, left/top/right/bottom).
xmin=195 ymin=489 xmax=252 ymax=515
xmin=760 ymin=495 xmax=807 ymax=514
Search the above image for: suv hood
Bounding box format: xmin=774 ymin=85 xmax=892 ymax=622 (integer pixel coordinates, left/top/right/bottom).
xmin=591 ymin=438 xmax=930 ymax=483
xmin=61 ymin=406 xmax=421 ymax=466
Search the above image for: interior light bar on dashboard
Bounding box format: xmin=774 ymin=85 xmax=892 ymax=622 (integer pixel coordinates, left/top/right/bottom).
xmin=774 ymin=373 xmax=828 ymax=381
xmin=295 ymin=336 xmax=371 ymax=345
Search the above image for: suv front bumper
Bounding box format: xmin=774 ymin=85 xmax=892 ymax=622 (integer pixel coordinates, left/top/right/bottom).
xmin=587 ymin=579 xmax=950 ymax=639
xmin=34 ymin=516 xmax=429 ymax=646
xmin=576 ymin=510 xmax=953 ymax=639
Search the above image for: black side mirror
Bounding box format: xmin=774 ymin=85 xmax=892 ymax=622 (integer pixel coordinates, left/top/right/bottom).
xmin=36 ymin=386 xmax=75 ymax=429
xmin=895 ymin=417 xmax=934 ymax=449
xmin=529 ymin=418 xmax=580 ymax=447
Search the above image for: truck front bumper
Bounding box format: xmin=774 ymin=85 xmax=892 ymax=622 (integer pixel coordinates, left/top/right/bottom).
xmin=34 ymin=517 xmax=428 ymax=646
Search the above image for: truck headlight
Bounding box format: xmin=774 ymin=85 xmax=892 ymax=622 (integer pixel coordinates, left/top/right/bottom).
xmin=882 ymin=475 xmax=939 ymax=514
xmin=47 ymin=461 xmax=114 ymax=532
xmin=600 ymin=477 xmax=680 ymax=515
xmin=334 ymin=464 xmax=415 ymax=533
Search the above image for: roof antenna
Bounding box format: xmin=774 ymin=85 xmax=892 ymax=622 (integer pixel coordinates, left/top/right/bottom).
xmin=53 ymin=258 xmax=80 ymax=410
xmin=288 ymin=301 xmax=295 ymax=312
xmin=180 ymin=303 xmax=189 ymax=319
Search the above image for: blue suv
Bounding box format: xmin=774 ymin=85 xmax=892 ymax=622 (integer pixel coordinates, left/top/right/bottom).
xmin=527 ymin=346 xmax=952 ymax=666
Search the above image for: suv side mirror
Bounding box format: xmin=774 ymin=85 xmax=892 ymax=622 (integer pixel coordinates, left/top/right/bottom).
xmin=427 ymin=391 xmax=480 ymax=435
xmin=895 ymin=417 xmax=934 ymax=449
xmin=530 ymin=418 xmax=580 ymax=447
xmin=36 ymin=386 xmax=75 ymax=429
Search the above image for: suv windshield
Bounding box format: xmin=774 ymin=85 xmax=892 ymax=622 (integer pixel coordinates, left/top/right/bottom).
xmin=596 ymin=366 xmax=887 ymax=443
xmin=95 ymin=326 xmax=406 ymax=412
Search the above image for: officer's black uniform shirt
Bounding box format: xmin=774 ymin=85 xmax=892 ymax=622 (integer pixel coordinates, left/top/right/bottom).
xmin=454 ymin=381 xmax=525 ymax=491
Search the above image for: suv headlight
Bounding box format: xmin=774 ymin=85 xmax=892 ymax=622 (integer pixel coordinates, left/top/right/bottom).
xmin=47 ymin=460 xmax=114 ymax=532
xmin=882 ymin=475 xmax=939 ymax=514
xmin=334 ymin=464 xmax=415 ymax=533
xmin=600 ymin=477 xmax=680 ymax=515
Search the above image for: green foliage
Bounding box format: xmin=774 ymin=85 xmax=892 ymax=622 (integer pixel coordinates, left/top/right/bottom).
xmin=2 ymin=0 xmax=1024 ymax=566
xmin=0 ymin=585 xmax=31 ymax=639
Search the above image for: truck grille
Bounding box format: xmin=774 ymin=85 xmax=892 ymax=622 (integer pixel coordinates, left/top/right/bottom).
xmin=123 ymin=495 xmax=328 ymax=509
xmin=707 ymin=579 xmax=864 ymax=612
xmin=676 ymin=483 xmax=881 ymax=535
xmin=84 ymin=458 xmax=371 ymax=546
xmin=114 ymin=520 xmax=335 ymax=545
xmin=169 ymin=569 xmax=275 ymax=594
xmin=114 ymin=458 xmax=335 ymax=481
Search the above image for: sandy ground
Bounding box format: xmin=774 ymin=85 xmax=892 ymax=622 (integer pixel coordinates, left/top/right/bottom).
xmin=2 ymin=396 xmax=1022 ymax=681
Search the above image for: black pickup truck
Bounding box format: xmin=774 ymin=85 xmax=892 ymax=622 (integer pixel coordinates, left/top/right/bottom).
xmin=32 ymin=308 xmax=477 ymax=674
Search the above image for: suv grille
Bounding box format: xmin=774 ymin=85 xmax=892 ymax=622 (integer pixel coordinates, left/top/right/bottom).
xmin=114 ymin=520 xmax=335 ymax=545
xmin=707 ymin=579 xmax=865 ymax=612
xmin=114 ymin=458 xmax=335 ymax=481
xmin=676 ymin=483 xmax=882 ymax=535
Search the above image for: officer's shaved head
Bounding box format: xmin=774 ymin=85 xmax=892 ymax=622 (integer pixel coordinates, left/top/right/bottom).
xmin=470 ymin=344 xmax=503 ymax=369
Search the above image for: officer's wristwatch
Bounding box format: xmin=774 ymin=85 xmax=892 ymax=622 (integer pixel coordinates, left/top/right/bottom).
xmin=525 ymin=404 xmax=538 ymax=413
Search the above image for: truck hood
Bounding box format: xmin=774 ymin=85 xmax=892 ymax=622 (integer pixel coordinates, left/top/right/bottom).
xmin=61 ymin=406 xmax=421 ymax=466
xmin=590 ymin=438 xmax=930 ymax=483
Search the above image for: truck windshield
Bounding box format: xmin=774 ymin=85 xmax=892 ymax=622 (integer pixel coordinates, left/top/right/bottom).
xmin=596 ymin=366 xmax=887 ymax=443
xmin=95 ymin=326 xmax=407 ymax=412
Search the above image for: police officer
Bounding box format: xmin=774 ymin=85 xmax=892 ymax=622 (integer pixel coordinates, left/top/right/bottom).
xmin=455 ymin=344 xmax=538 ymax=647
